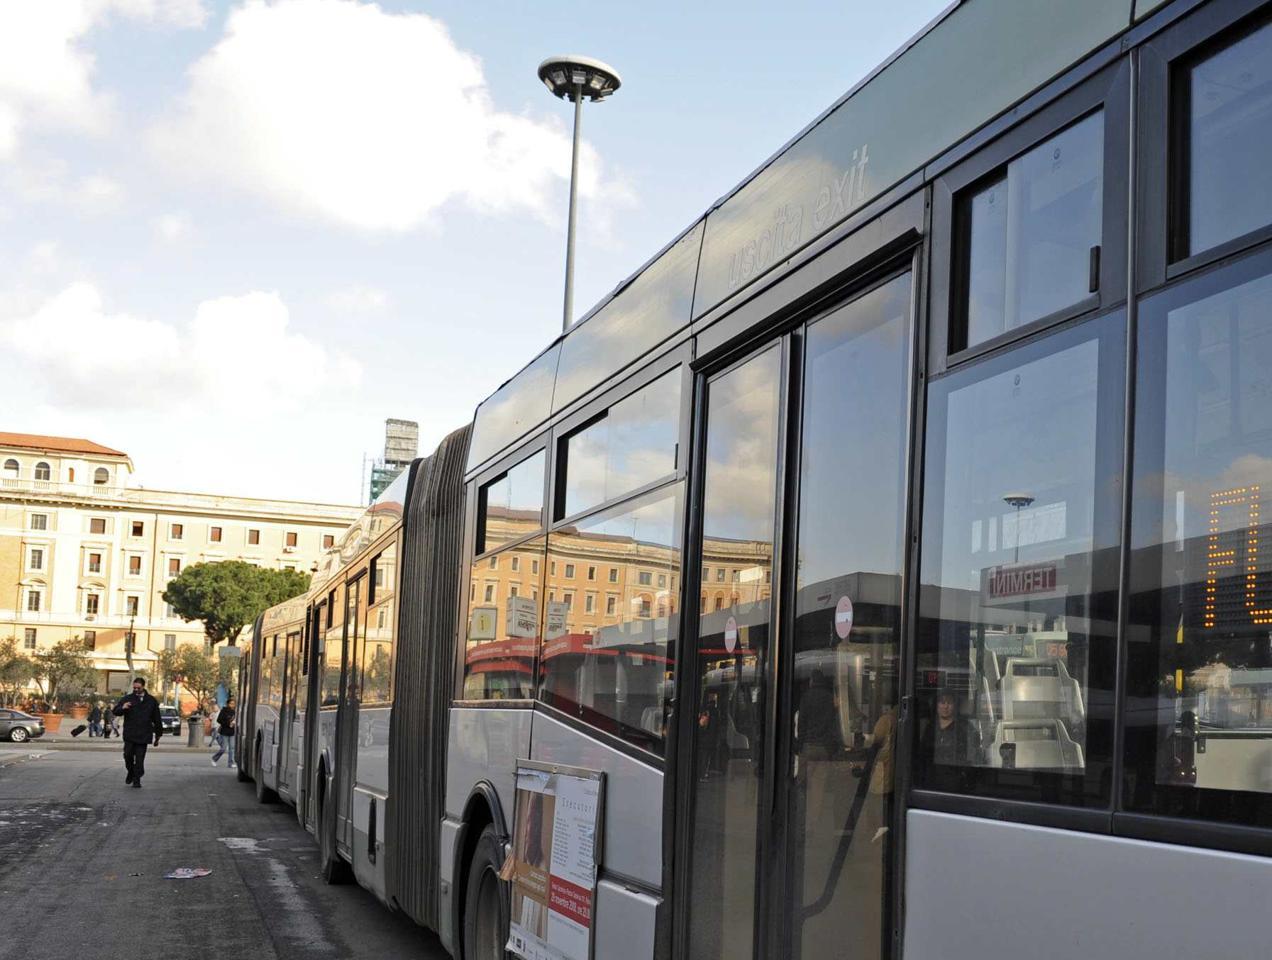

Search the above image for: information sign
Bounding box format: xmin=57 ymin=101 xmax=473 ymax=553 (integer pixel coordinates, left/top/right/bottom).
xmin=504 ymin=761 xmax=605 ymax=960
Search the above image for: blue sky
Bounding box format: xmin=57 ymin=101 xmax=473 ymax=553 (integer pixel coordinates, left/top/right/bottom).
xmin=1 ymin=0 xmax=949 ymax=505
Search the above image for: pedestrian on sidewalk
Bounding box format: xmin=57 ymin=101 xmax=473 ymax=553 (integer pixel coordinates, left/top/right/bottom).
xmin=211 ymin=697 xmax=237 ymax=769
xmin=88 ymin=703 xmax=102 ymax=737
xmin=113 ymin=677 xmax=163 ymax=788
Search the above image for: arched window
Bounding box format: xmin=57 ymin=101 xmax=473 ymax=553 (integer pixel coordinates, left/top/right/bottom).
xmin=2 ymin=458 xmax=17 ymax=478
xmin=34 ymin=462 xmax=51 ymax=481
xmin=93 ymin=467 xmax=109 ymax=485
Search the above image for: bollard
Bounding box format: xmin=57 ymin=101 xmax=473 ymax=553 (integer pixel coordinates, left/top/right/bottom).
xmin=187 ymin=716 xmax=201 ymax=748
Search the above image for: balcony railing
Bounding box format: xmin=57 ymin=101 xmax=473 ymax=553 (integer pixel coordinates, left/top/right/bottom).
xmin=0 ymin=475 xmax=126 ymax=499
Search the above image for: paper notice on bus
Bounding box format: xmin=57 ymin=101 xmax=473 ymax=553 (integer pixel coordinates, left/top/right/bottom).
xmin=506 ymin=762 xmax=605 ymax=960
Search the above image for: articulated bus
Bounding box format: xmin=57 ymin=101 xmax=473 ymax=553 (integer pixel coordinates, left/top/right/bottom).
xmin=238 ymin=1 xmax=1272 ymax=956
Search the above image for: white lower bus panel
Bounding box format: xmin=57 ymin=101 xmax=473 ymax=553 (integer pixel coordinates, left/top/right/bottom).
xmin=904 ymin=810 xmax=1271 ymax=959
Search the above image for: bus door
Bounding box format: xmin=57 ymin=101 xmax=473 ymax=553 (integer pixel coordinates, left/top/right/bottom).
xmin=337 ymin=572 xmax=367 ymax=854
xmin=679 ymin=269 xmax=913 ymax=960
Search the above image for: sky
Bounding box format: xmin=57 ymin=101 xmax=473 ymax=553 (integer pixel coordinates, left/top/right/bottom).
xmin=1 ymin=0 xmax=951 ymax=506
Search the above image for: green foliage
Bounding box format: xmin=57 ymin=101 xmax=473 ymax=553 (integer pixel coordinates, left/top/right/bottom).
xmin=32 ymin=637 xmax=99 ymax=709
xmin=162 ymin=560 xmax=311 ymax=647
xmin=0 ymin=638 xmax=38 ymax=707
xmin=156 ymin=643 xmax=221 ymax=715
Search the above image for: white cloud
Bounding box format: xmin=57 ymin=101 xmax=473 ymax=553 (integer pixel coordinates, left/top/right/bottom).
xmin=327 ymin=285 xmax=390 ymax=315
xmin=153 ymin=211 xmax=192 ymax=242
xmin=150 ymin=0 xmax=624 ymax=232
xmin=1 ymin=281 xmax=361 ymax=413
xmin=0 ymin=1 xmax=207 ymax=159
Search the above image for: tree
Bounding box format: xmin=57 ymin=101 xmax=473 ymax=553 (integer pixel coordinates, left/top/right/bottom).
xmin=0 ymin=638 xmax=38 ymax=707
xmin=156 ymin=643 xmax=221 ymax=715
xmin=31 ymin=637 xmax=99 ymax=710
xmin=162 ymin=561 xmax=310 ymax=648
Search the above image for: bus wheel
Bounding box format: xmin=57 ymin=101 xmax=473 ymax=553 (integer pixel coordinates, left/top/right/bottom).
xmin=254 ymin=752 xmax=278 ymax=804
xmin=319 ymin=781 xmax=350 ymax=884
xmin=463 ymin=824 xmax=509 ymax=960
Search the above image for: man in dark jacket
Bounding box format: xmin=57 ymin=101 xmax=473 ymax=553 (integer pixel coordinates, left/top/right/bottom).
xmin=113 ymin=677 xmax=163 ymax=788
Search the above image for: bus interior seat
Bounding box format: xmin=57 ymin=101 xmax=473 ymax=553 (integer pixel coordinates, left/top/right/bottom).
xmin=988 ymin=719 xmax=1085 ymax=770
xmin=1000 ymin=657 xmax=1085 ymax=733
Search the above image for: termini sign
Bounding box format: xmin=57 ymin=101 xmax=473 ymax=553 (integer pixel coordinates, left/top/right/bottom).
xmin=982 ymin=562 xmax=1060 ymax=603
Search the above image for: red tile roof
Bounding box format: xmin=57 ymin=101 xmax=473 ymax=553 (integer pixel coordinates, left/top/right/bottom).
xmin=0 ymin=432 xmax=129 ymax=458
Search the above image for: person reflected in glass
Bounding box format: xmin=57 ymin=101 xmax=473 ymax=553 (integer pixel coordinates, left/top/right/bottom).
xmin=919 ymin=690 xmax=982 ymax=788
xmin=796 ymin=669 xmax=841 ymax=762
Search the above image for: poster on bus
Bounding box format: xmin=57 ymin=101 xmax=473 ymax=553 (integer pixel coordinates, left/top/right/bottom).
xmin=503 ymin=761 xmax=605 ymax=960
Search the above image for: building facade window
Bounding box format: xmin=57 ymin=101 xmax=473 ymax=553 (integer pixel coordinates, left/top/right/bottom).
xmin=3 ymin=458 xmax=17 ymax=477
xmin=323 ymin=534 xmax=334 ymax=549
xmin=34 ymin=461 xmax=51 ymax=481
xmin=30 ymin=513 xmax=47 ymax=530
xmin=93 ymin=467 xmax=109 ymax=485
xmin=164 ymin=634 xmax=176 ymax=651
xmin=83 ymin=630 xmax=96 ymax=650
xmin=23 ymin=628 xmax=36 ymax=649
xmin=484 ymin=583 xmax=495 ymax=602
xmin=209 ymin=526 xmax=222 ymax=542
xmin=168 ymin=558 xmax=181 ymax=577
xmin=171 ymin=523 xmax=183 ymax=540
xmin=609 ymin=567 xmax=618 ymax=583
xmin=639 ymin=571 xmax=652 ymax=586
xmin=511 ymin=556 xmax=520 ymax=572
xmin=86 ymin=593 xmax=100 ymax=615
xmin=125 ymin=596 xmax=139 ymax=616
xmin=248 ymin=528 xmax=260 ymax=545
xmin=90 ymin=517 xmax=106 ymax=534
xmin=585 ymin=593 xmax=596 ymax=613
xmin=128 ymin=555 xmax=142 ymax=576
xmin=285 ymin=531 xmax=298 ymax=547
xmin=565 ymin=564 xmax=575 ymax=579
xmin=27 ymin=589 xmax=42 ymax=612
xmin=87 ymin=552 xmax=102 ymax=574
xmin=606 ymin=596 xmax=617 ymax=615
xmin=131 ymin=521 xmax=144 ymax=537
xmin=28 ymin=548 xmax=43 ymax=571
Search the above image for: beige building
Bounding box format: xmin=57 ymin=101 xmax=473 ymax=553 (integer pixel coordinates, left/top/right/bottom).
xmin=0 ymin=432 xmax=362 ymax=694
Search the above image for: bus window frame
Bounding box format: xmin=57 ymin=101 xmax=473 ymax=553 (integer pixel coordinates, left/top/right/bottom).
xmin=1136 ymin=0 xmax=1272 ymax=292
xmin=928 ymin=59 xmax=1130 ymax=375
xmin=456 ymin=431 xmax=550 ymax=705
xmin=548 ymin=342 xmax=691 ymax=530
xmin=472 ymin=435 xmax=549 ymax=561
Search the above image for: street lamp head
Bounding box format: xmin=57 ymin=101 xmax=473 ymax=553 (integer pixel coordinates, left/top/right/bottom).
xmin=538 ymin=55 xmax=621 ymax=102
xmin=1002 ymin=493 xmax=1036 ymax=510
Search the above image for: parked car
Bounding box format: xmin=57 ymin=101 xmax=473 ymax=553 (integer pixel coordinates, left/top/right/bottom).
xmin=0 ymin=709 xmax=46 ymax=743
xmin=159 ymin=705 xmax=182 ymax=738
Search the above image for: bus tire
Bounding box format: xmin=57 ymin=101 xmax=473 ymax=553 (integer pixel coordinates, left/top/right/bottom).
xmin=255 ymin=750 xmax=278 ymax=804
xmin=462 ymin=824 xmax=509 ymax=960
xmin=319 ymin=778 xmax=350 ymax=885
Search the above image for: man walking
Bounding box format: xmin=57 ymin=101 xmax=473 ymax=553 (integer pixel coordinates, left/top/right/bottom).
xmin=88 ymin=702 xmax=102 ymax=738
xmin=211 ymin=697 xmax=237 ymax=769
xmin=113 ymin=677 xmax=163 ymax=788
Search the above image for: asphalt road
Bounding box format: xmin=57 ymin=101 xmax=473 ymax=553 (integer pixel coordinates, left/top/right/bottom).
xmin=0 ymin=743 xmax=449 ymax=959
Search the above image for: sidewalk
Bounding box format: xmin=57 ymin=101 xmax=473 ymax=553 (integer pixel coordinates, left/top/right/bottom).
xmin=27 ymin=726 xmax=216 ymax=751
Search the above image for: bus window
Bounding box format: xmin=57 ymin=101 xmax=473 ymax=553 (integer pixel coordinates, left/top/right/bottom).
xmin=1177 ymin=16 xmax=1272 ymax=259
xmin=477 ymin=451 xmax=545 ymax=554
xmin=321 ymin=593 xmax=344 ymax=707
xmin=956 ymin=111 xmax=1104 ymax=351
xmin=540 ymin=486 xmax=681 ymax=752
xmin=462 ymin=538 xmax=545 ymax=700
xmin=557 ymin=368 xmax=681 ymax=520
xmin=916 ymin=311 xmax=1124 ymax=805
xmin=1126 ymin=251 xmax=1272 ymax=827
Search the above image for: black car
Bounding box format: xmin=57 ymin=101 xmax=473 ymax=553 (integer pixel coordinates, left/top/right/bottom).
xmin=0 ymin=709 xmax=45 ymax=743
xmin=159 ymin=706 xmax=182 ymax=738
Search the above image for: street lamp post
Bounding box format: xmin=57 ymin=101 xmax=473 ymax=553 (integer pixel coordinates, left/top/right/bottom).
xmin=1002 ymin=494 xmax=1035 ymax=564
xmin=537 ymin=55 xmax=622 ymax=334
